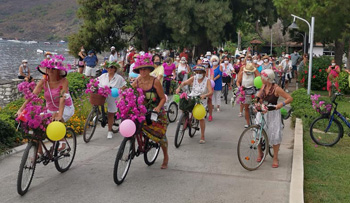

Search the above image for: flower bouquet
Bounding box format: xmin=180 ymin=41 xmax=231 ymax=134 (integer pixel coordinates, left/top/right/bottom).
xmin=236 ymin=86 xmax=246 ymax=104
xmin=311 ymin=94 xmax=332 ymax=116
xmin=85 ymin=78 xmax=111 ymax=106
xmin=116 ymin=87 xmax=148 ymax=124
xmin=16 ymin=82 xmax=52 ymax=139
xmin=179 ymin=92 xmax=197 ymax=112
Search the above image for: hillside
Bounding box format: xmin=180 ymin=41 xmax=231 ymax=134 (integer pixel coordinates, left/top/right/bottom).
xmin=0 ymin=0 xmax=80 ymax=41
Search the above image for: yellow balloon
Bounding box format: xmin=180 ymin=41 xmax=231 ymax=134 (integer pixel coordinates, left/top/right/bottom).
xmin=192 ymin=104 xmax=206 ymax=120
xmin=46 ymin=121 xmax=66 ymax=141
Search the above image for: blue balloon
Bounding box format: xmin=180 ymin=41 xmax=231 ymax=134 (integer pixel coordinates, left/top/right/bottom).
xmin=111 ymin=88 xmax=119 ymax=98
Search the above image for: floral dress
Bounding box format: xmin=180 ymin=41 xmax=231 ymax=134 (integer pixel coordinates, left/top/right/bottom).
xmin=138 ymin=78 xmax=168 ymax=147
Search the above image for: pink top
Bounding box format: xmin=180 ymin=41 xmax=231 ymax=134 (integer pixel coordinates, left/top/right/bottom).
xmin=163 ymin=63 xmax=176 ymax=76
xmin=44 ymin=82 xmax=73 ymax=111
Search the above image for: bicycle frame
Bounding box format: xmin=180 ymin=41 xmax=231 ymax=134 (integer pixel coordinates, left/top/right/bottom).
xmin=326 ymin=93 xmax=350 ymax=133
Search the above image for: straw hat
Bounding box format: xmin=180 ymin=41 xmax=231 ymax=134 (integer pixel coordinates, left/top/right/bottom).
xmin=44 ymin=52 xmax=52 ymax=56
xmin=243 ymin=63 xmax=256 ymax=72
xmin=133 ymin=53 xmax=155 ymax=74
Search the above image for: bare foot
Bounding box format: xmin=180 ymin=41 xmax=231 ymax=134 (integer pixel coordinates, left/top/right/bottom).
xmin=161 ymin=157 xmax=168 ymax=169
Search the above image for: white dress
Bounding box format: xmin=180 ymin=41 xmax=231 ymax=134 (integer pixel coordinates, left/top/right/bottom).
xmin=189 ymin=76 xmax=208 ymax=107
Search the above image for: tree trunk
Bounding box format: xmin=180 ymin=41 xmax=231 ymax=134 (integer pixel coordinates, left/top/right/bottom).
xmin=347 ymin=39 xmax=350 ymax=69
xmin=334 ymin=39 xmax=344 ymax=67
xmin=141 ymin=23 xmax=149 ymax=52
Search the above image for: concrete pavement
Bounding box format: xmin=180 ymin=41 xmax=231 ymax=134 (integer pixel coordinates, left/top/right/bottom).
xmin=0 ymin=90 xmax=296 ymax=203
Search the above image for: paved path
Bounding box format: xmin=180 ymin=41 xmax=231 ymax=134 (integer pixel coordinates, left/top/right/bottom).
xmin=0 ymin=88 xmax=296 ymax=203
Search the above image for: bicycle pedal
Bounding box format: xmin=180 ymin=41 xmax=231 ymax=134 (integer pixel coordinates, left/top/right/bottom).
xmin=194 ymin=127 xmax=200 ymax=130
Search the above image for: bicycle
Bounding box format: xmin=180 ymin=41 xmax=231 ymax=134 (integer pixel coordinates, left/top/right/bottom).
xmin=222 ymin=76 xmax=231 ymax=104
xmin=83 ymin=104 xmax=120 ymax=143
xmin=17 ymin=123 xmax=76 ymax=195
xmin=310 ymin=93 xmax=350 ymax=146
xmin=164 ymin=95 xmax=179 ymax=123
xmin=113 ymin=111 xmax=161 ymax=185
xmin=237 ymin=105 xmax=275 ymax=170
xmin=174 ymin=97 xmax=200 ymax=148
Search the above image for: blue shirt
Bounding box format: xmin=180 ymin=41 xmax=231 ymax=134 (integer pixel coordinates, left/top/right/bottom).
xmin=84 ymin=55 xmax=98 ymax=67
xmin=213 ymin=66 xmax=222 ymax=91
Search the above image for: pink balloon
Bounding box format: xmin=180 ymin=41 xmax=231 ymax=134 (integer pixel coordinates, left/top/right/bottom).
xmin=119 ymin=119 xmax=136 ymax=138
xmin=211 ymin=80 xmax=215 ymax=88
xmin=164 ymin=94 xmax=168 ymax=102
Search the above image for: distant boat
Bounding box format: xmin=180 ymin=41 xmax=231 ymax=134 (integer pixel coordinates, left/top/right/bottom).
xmin=37 ymin=49 xmax=44 ymax=53
xmin=64 ymin=49 xmax=70 ymax=52
xmin=8 ymin=39 xmax=20 ymax=43
xmin=44 ymin=42 xmax=51 ymax=45
xmin=0 ymin=38 xmax=3 ymax=40
xmin=59 ymin=40 xmax=66 ymax=43
xmin=27 ymin=41 xmax=38 ymax=44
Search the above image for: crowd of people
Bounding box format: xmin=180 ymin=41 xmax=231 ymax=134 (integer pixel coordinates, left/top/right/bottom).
xmin=19 ymin=44 xmax=350 ymax=171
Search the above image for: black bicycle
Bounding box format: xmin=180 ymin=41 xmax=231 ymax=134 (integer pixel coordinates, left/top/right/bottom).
xmin=17 ymin=124 xmax=76 ymax=195
xmin=222 ymin=76 xmax=231 ymax=104
xmin=83 ymin=105 xmax=120 ymax=143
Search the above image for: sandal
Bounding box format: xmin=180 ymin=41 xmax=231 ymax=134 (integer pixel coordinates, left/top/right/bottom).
xmin=238 ymin=112 xmax=243 ymax=117
xmin=272 ymin=161 xmax=279 ymax=168
xmin=256 ymin=153 xmax=264 ymax=162
xmin=199 ymin=139 xmax=206 ymax=144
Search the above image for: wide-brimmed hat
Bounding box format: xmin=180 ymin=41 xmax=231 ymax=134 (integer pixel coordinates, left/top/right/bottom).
xmin=44 ymin=52 xmax=52 ymax=56
xmin=37 ymin=55 xmax=71 ymax=77
xmin=243 ymin=63 xmax=256 ymax=72
xmin=262 ymin=55 xmax=269 ymax=60
xmin=261 ymin=69 xmax=275 ymax=83
xmin=110 ymin=46 xmax=115 ymax=50
xmin=107 ymin=61 xmax=120 ymax=69
xmin=205 ymin=51 xmax=212 ymax=56
xmin=193 ymin=65 xmax=206 ymax=73
xmin=133 ymin=53 xmax=155 ymax=74
xmin=22 ymin=59 xmax=28 ymax=63
xmin=284 ymin=54 xmax=290 ymax=59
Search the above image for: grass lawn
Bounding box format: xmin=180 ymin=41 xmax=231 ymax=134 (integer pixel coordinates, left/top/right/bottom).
xmin=304 ymin=93 xmax=350 ymax=202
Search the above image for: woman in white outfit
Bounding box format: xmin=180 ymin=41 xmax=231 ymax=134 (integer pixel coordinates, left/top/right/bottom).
xmin=176 ymin=65 xmax=213 ymax=144
xmin=176 ymin=57 xmax=191 ymax=82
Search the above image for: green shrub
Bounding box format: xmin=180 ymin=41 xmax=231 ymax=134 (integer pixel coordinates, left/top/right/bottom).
xmin=291 ymin=88 xmax=319 ymax=125
xmin=66 ymin=72 xmax=89 ymax=97
xmin=0 ymin=118 xmax=21 ymax=153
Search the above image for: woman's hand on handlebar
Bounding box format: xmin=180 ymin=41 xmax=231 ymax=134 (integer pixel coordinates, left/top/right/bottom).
xmin=175 ymin=88 xmax=181 ymax=95
xmin=153 ymin=106 xmax=161 ymax=113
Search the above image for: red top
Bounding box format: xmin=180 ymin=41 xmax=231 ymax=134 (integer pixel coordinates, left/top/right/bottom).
xmin=128 ymin=51 xmax=135 ymax=64
xmin=179 ymin=52 xmax=189 ymax=61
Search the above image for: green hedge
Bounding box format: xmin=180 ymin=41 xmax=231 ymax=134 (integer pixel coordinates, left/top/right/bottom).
xmin=67 ymin=72 xmax=89 ymax=97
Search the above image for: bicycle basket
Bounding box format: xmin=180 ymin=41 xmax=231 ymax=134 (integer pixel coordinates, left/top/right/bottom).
xmin=89 ymin=93 xmax=106 ymax=106
xmin=222 ymin=76 xmax=231 ymax=83
xmin=315 ymin=103 xmax=332 ymax=117
xmin=179 ymin=97 xmax=196 ymax=112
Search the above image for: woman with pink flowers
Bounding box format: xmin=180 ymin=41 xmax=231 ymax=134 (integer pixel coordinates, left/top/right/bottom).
xmin=131 ymin=54 xmax=169 ymax=169
xmin=17 ymin=55 xmax=74 ymax=155
xmin=326 ymin=59 xmax=341 ymax=97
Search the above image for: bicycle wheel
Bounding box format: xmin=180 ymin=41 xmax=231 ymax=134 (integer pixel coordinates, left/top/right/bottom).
xmin=83 ymin=107 xmax=99 ymax=143
xmin=144 ymin=137 xmax=161 ymax=166
xmin=54 ymin=127 xmax=77 ymax=173
xmin=224 ymin=84 xmax=228 ymax=104
xmin=310 ymin=116 xmax=343 ymax=146
xmin=112 ymin=117 xmax=121 ymax=134
xmin=174 ymin=113 xmax=187 ymax=148
xmin=237 ymin=125 xmax=268 ymax=171
xmin=113 ymin=138 xmax=133 ymax=185
xmin=17 ymin=142 xmax=37 ymax=196
xmin=189 ymin=115 xmax=199 ymax=138
xmin=167 ymin=102 xmax=178 ymax=123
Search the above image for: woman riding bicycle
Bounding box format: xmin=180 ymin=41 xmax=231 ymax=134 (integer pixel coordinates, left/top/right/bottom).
xmin=176 ymin=65 xmax=213 ymax=144
xmin=97 ymin=61 xmax=126 ymax=139
xmin=221 ymin=56 xmax=234 ymax=89
xmin=131 ymin=54 xmax=169 ymax=169
xmin=17 ymin=55 xmax=74 ymax=154
xmin=163 ymin=58 xmax=176 ymax=95
xmin=256 ymin=69 xmax=293 ymax=168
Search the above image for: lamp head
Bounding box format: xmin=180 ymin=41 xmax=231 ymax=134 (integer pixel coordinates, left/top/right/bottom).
xmin=289 ymin=17 xmax=299 ymax=30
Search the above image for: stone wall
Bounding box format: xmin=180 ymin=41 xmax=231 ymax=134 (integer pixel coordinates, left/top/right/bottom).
xmin=0 ymin=79 xmax=40 ymax=107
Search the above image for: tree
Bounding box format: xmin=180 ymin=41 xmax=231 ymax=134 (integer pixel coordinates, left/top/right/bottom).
xmin=273 ymin=0 xmax=350 ymax=65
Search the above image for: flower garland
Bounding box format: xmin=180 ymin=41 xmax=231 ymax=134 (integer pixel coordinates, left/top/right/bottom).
xmin=236 ymin=86 xmax=246 ymax=104
xmin=85 ymin=78 xmax=111 ymax=97
xmin=16 ymin=81 xmax=51 ymax=134
xmin=116 ymin=87 xmax=147 ymax=123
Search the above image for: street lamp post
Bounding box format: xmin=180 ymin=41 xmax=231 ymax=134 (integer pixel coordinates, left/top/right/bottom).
xmin=296 ymin=32 xmax=306 ymax=54
xmin=289 ymin=14 xmax=315 ymax=95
